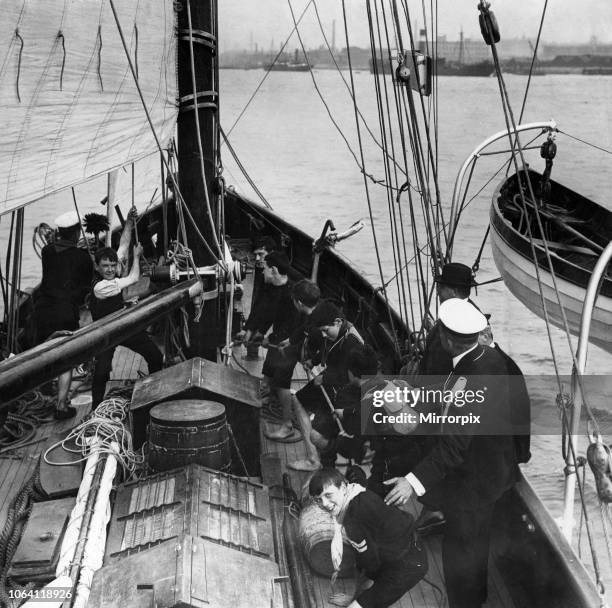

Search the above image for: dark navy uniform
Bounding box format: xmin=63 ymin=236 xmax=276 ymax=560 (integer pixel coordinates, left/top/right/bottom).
xmin=34 ymin=240 xmax=92 ymax=342
xmin=413 ymin=344 xmax=518 ymax=608
xmin=343 ymin=490 xmax=427 ymax=608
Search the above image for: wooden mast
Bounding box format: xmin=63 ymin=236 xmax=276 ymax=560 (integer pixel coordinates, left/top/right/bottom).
xmin=176 ymin=0 xmax=220 ymax=361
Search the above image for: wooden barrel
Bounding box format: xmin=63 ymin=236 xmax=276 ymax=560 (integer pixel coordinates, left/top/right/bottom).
xmin=297 ymin=502 xmax=355 ymax=578
xmin=148 ymin=400 xmax=230 ymax=472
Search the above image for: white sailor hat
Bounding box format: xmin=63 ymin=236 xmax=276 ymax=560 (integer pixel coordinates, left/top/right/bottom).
xmin=439 ymin=298 xmax=487 ymax=335
xmin=54 ymin=211 xmax=81 ymax=229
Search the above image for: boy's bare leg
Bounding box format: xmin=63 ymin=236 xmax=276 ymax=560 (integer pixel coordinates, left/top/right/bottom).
xmin=288 ymin=395 xmax=321 ymax=471
xmin=57 ymin=370 xmax=72 ymax=409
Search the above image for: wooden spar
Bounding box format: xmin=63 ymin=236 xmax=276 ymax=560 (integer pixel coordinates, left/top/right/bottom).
xmin=176 ymin=0 xmax=220 ymax=361
xmin=0 ymin=279 xmax=202 ymax=404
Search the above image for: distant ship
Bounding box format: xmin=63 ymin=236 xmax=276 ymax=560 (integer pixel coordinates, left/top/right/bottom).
xmin=264 ymin=49 xmax=312 ymax=72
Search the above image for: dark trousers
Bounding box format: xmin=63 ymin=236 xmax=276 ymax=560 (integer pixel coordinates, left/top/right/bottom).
xmin=443 ymin=502 xmax=495 ymax=608
xmin=357 ymin=541 xmax=428 ymax=608
xmin=92 ymin=332 xmax=163 ymax=407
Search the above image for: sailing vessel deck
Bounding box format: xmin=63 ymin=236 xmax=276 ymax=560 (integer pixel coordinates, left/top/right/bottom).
xmin=0 ymin=265 xmax=516 ymax=607
xmin=230 ymin=264 xmax=515 ymax=608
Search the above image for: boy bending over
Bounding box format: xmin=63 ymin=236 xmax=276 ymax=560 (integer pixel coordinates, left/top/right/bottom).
xmin=309 ymin=468 xmax=427 ymax=608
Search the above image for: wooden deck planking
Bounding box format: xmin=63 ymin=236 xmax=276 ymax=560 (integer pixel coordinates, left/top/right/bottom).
xmin=110 ymin=345 xmax=147 ymax=381
xmin=0 ymin=244 xmax=516 ymax=606
xmin=0 ymin=403 xmax=90 ymax=529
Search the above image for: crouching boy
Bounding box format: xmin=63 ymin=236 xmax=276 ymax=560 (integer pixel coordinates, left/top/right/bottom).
xmin=311 ymin=344 xmax=379 ymax=465
xmin=309 ymin=469 xmax=427 ymax=608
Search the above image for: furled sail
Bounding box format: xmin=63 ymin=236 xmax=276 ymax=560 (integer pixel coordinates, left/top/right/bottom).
xmin=0 ymin=1 xmax=177 ymax=215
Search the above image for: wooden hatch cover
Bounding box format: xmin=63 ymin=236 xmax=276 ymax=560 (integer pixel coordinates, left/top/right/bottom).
xmin=90 ymin=465 xmax=281 ymax=608
xmin=129 ymin=358 xmax=261 ymax=461
xmin=89 ymin=533 xmax=280 ymax=608
xmin=131 ymin=357 xmax=260 ymax=411
xmin=104 ymin=464 xmax=274 ymax=561
xmin=8 ymin=496 xmax=74 ymax=584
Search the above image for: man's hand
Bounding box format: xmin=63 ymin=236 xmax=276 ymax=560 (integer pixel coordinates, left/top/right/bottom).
xmin=127 ymin=207 xmax=138 ymax=224
xmin=383 ymin=477 xmax=414 ymax=507
xmin=312 ymin=374 xmax=324 ymax=387
xmin=250 ymin=331 xmax=264 ymax=345
xmin=302 ymin=359 xmax=314 ymax=371
xmin=328 ymin=593 xmax=353 ymax=607
xmin=133 ymin=243 xmax=143 ymax=257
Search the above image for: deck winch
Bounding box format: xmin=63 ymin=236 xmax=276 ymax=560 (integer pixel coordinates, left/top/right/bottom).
xmin=147 ymin=257 xmax=243 ymax=284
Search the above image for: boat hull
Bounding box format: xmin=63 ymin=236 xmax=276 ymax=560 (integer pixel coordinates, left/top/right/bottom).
xmin=490 ymin=171 xmax=612 ymax=354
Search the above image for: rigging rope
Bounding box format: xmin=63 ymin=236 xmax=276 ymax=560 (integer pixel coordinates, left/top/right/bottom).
xmin=71 ymin=187 xmax=93 ymax=259
xmin=107 ymin=0 xmax=223 ymax=269
xmin=310 ymin=0 xmax=407 ymax=177
xmin=219 ymin=127 xmax=272 ymax=209
xmin=518 ymin=0 xmax=548 ymax=124
xmin=225 ymin=0 xmax=314 ymax=138
xmin=286 ymin=0 xmax=393 ymax=190
xmin=368 ymin=0 xmax=437 ymax=331
xmin=14 ymin=29 xmax=24 ymax=103
xmin=341 ymin=0 xmax=400 ymax=357
xmin=560 ymin=130 xmax=612 ymax=157
xmin=57 ymin=31 xmax=66 ymax=91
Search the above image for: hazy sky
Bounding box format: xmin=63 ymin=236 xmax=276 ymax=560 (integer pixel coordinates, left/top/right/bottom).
xmin=219 ymin=0 xmax=612 ymax=52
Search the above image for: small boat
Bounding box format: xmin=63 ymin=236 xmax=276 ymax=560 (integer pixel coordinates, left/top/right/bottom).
xmin=489 ymin=168 xmax=612 ymax=354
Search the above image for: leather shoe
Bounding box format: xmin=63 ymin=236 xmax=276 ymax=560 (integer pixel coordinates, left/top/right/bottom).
xmin=415 ymin=510 xmax=446 ymax=536
xmin=54 ymin=405 xmax=77 ymax=420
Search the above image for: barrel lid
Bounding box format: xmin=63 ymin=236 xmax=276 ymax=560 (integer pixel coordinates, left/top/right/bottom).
xmin=150 ymin=400 xmax=226 ymax=425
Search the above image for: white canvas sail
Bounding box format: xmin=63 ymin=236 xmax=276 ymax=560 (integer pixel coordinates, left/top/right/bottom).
xmin=0 ymin=0 xmax=177 ymax=215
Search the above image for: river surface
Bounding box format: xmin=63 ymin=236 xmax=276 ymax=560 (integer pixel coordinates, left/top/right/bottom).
xmin=5 ymin=68 xmax=612 ymax=585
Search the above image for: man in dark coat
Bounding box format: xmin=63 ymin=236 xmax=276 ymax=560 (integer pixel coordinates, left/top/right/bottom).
xmin=384 ymin=298 xmax=519 ymax=608
xmin=239 ymin=236 xmax=277 ymax=360
xmin=34 ymin=211 xmax=93 ymax=419
xmin=479 ymin=319 xmax=531 ymax=465
xmin=252 ymin=251 xmax=302 ymax=440
xmin=368 ymin=263 xmax=477 ymax=502
xmin=417 ymin=262 xmax=476 ymax=377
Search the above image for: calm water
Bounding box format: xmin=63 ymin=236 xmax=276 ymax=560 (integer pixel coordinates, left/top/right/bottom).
xmin=6 ymin=69 xmax=612 ymax=580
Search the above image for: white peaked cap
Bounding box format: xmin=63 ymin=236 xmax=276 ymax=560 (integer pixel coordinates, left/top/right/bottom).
xmin=54 ymin=211 xmax=81 ymax=229
xmin=439 ymin=298 xmax=487 ymax=335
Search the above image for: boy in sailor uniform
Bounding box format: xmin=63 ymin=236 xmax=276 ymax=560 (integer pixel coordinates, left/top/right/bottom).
xmin=309 ymin=468 xmax=427 ymax=608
